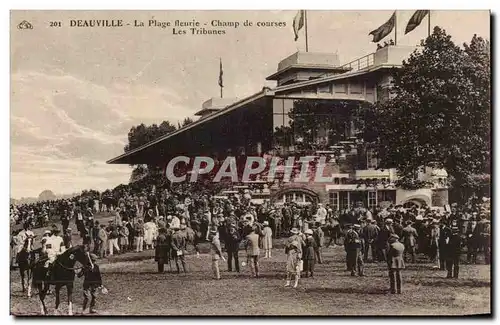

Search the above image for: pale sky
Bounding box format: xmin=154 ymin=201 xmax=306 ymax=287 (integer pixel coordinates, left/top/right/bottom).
xmin=10 ymin=10 xmax=490 ymax=198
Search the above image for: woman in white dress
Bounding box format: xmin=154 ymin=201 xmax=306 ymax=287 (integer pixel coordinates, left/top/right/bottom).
xmin=143 ymin=220 xmax=158 ymax=250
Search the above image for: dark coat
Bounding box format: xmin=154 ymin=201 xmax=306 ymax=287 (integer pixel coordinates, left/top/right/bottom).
xmin=77 ymin=264 xmax=102 ymax=289
xmin=443 ymin=233 xmax=462 ymax=259
xmin=155 ymin=233 xmax=170 ymax=263
xmin=302 ymin=236 xmax=317 ymax=261
xmin=171 ymin=231 xmax=186 ymax=253
xmin=387 ymin=241 xmax=405 ymax=270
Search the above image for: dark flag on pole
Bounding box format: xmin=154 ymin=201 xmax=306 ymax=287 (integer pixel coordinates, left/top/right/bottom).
xmin=405 ymin=10 xmax=429 ymax=34
xmin=293 ymin=10 xmax=305 ymax=41
xmin=369 ymin=11 xmax=396 ymax=43
xmin=218 ymin=58 xmax=223 ymax=88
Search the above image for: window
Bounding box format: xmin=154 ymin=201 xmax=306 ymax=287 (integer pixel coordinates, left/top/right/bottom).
xmin=339 ymin=192 xmax=349 ymax=210
xmin=317 ymin=84 xmax=331 ymax=94
xmin=350 ymin=83 xmax=363 ymax=94
xmin=368 ymin=191 xmax=377 ymax=208
xmin=366 ymin=149 xmax=378 ymax=169
xmin=334 ymin=83 xmax=348 ymax=94
xmin=377 ymin=190 xmax=396 ymax=204
xmin=329 ymin=192 xmax=339 ymax=211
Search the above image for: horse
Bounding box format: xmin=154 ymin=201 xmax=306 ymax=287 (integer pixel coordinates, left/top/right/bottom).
xmin=31 ymin=245 xmax=94 ymax=315
xmin=17 ymin=235 xmax=37 ymax=297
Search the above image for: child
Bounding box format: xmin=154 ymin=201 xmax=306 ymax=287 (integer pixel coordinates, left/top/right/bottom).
xmin=262 ymin=221 xmax=273 ymax=258
xmin=78 ymin=253 xmax=103 ymax=314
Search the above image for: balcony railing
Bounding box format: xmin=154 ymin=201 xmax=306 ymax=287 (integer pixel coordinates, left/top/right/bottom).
xmin=339 ymin=53 xmax=375 ymax=73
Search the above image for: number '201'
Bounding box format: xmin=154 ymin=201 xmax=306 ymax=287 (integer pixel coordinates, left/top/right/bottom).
xmin=49 ymin=21 xmax=62 ymax=27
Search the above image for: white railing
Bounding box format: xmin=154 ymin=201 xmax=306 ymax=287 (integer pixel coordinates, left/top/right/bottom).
xmin=339 ymin=53 xmax=375 ymax=73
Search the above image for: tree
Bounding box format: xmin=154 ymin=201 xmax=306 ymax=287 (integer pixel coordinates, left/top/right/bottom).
xmin=181 ymin=117 xmax=194 ymax=127
xmin=124 ymin=121 xmax=177 ymax=153
xmin=129 ymin=164 xmax=148 ymax=183
xmin=361 ymin=27 xmax=490 ymax=197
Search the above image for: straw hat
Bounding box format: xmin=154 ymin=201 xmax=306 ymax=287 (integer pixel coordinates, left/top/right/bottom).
xmin=290 ymin=228 xmax=299 ymax=234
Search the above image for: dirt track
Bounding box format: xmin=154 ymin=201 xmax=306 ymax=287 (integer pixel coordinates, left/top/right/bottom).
xmin=10 ymin=244 xmax=491 ymax=316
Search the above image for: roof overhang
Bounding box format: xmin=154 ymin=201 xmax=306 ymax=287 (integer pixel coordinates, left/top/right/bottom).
xmin=266 ymin=64 xmax=350 ymax=81
xmin=107 ymin=90 xmax=269 ymax=164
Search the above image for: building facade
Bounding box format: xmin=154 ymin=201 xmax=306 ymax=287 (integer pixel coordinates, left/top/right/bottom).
xmin=108 ymin=45 xmax=449 ymax=210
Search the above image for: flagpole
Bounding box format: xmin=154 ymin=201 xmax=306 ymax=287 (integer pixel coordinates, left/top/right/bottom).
xmin=427 ymin=10 xmax=431 ymax=37
xmin=304 ymin=10 xmax=309 ymax=52
xmin=394 ymin=11 xmax=397 ymax=45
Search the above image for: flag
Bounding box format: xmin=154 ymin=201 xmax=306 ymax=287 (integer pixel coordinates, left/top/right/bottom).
xmin=405 ymin=10 xmax=429 ymax=34
xmin=293 ymin=10 xmax=305 ymax=41
xmin=218 ymin=58 xmax=223 ymax=88
xmin=369 ymin=11 xmax=396 ymax=43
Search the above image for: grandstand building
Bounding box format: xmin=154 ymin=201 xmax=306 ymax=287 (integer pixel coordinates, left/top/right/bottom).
xmin=107 ymin=45 xmax=449 ymax=210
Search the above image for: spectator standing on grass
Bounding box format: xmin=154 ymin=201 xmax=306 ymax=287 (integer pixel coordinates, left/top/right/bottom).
xmin=284 ymin=228 xmax=303 ymax=288
xmin=401 ymin=221 xmax=418 ymax=263
xmin=225 ymin=222 xmax=241 ymax=272
xmin=262 ymin=221 xmax=273 ymax=259
xmin=97 ymin=224 xmax=107 ymax=258
xmin=245 ymin=226 xmax=261 ymax=278
xmin=135 ymin=219 xmax=145 ymax=252
xmin=155 ymin=228 xmax=170 ymax=273
xmin=171 ymin=226 xmax=187 ymax=274
xmin=78 ymin=253 xmax=103 ymax=314
xmin=209 ymin=228 xmax=225 ymax=280
xmin=312 ymin=222 xmax=324 ymax=264
xmin=106 ymin=222 xmax=120 ymax=256
xmin=302 ymin=229 xmax=317 ymax=278
xmin=444 ymin=226 xmax=462 ymax=278
xmin=387 ymin=234 xmax=405 ymax=294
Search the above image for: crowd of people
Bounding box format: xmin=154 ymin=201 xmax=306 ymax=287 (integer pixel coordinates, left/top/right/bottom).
xmin=10 ymin=173 xmax=491 ymax=312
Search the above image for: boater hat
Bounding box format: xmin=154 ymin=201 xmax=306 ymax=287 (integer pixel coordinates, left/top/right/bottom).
xmin=290 ymin=228 xmax=299 ymax=234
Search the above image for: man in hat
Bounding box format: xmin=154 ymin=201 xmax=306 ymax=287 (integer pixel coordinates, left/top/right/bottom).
xmin=362 ymin=219 xmax=379 ymax=262
xmin=244 ymin=226 xmax=261 ymax=278
xmin=377 ymin=218 xmax=395 ymax=262
xmin=438 ymin=221 xmax=452 ymax=270
xmin=312 ymin=222 xmax=324 ymax=264
xmin=77 ymin=253 xmax=103 ymax=314
xmin=345 ymin=224 xmax=363 ymax=276
xmin=171 ymin=226 xmax=187 ymax=273
xmin=387 ymin=234 xmax=405 ymax=294
xmin=303 ymin=229 xmax=317 ymax=277
xmin=209 ymin=228 xmax=225 ymax=279
xmin=155 ymin=228 xmax=170 ymax=273
xmin=401 ymin=221 xmax=418 ymax=263
xmin=474 ymin=214 xmax=491 ymax=264
xmin=225 ymin=222 xmax=241 ymax=272
xmin=444 ymin=226 xmax=462 ymax=278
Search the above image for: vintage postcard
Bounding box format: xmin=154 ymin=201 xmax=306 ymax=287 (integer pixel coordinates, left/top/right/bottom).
xmin=10 ymin=10 xmax=491 ymax=316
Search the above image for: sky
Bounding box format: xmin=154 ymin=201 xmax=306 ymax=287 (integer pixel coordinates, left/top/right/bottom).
xmin=10 ymin=10 xmax=490 ymax=199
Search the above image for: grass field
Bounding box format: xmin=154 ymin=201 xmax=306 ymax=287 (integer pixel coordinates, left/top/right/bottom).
xmin=10 ymin=215 xmax=491 ymax=316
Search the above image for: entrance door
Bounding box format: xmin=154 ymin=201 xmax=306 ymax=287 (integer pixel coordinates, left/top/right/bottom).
xmin=349 ymin=192 xmax=367 ymax=209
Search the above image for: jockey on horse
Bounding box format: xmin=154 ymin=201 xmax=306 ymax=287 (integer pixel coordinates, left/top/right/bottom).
xmin=41 ymin=225 xmax=66 ymax=279
xmin=16 ymin=222 xmax=35 ymax=257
